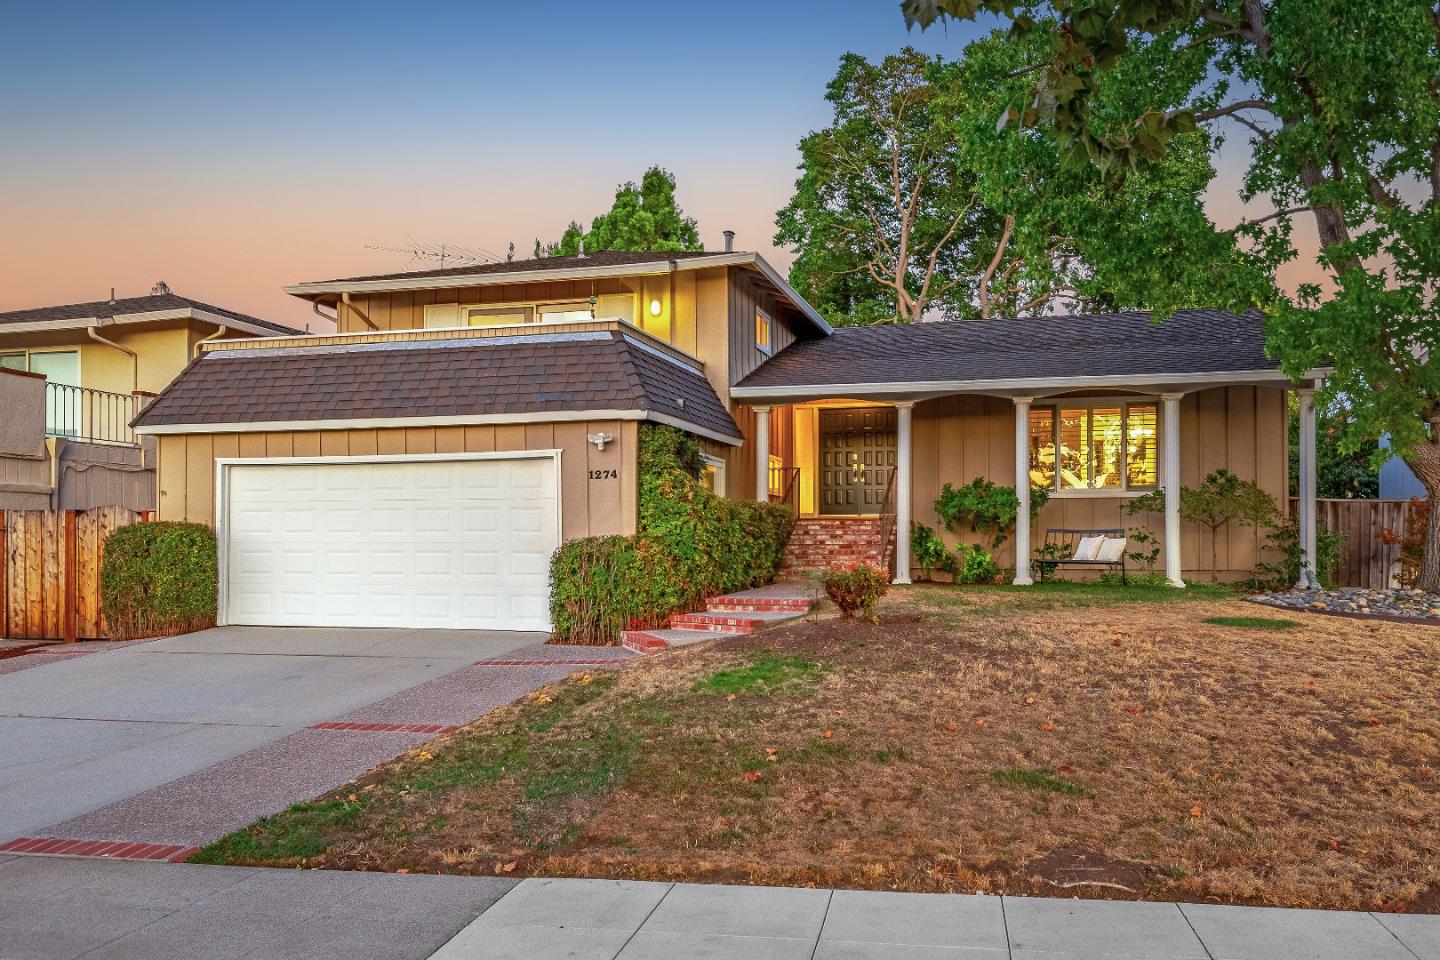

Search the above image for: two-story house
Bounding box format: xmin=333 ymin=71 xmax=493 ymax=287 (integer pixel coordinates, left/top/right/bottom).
xmin=0 ymin=288 xmax=302 ymax=512
xmin=131 ymin=248 xmax=1328 ymax=634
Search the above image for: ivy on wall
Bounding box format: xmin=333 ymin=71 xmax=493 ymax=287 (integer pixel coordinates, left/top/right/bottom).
xmin=549 ymin=425 xmax=796 ymax=644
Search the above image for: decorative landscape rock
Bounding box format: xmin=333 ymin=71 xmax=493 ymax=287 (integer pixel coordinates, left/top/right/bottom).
xmin=1250 ymin=586 xmax=1440 ymax=622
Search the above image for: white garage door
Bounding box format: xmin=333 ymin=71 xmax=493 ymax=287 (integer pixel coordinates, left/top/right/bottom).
xmin=222 ymin=456 xmax=559 ymax=632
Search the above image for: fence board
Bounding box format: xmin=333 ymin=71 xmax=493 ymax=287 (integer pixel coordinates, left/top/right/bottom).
xmin=1292 ymin=498 xmax=1411 ymax=589
xmin=0 ymin=507 xmax=141 ymax=641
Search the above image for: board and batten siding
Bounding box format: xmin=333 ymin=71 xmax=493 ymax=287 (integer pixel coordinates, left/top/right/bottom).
xmin=909 ymin=385 xmax=1289 ymax=580
xmin=155 ymin=420 xmax=638 ymax=542
xmin=727 ymin=271 xmax=801 ymax=387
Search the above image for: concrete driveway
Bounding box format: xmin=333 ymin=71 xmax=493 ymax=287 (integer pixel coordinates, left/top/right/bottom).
xmin=0 ymin=626 xmax=548 ymax=845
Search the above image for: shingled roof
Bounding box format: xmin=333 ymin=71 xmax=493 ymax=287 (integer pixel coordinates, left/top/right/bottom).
xmin=734 ymin=309 xmax=1285 ymax=394
xmin=131 ymin=330 xmax=742 ymax=444
xmin=0 ymin=293 xmax=303 ymax=336
xmin=313 ymin=250 xmax=720 ymax=285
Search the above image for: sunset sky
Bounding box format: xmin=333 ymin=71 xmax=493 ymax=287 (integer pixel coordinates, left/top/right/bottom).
xmin=2 ymin=1 xmax=1300 ymax=331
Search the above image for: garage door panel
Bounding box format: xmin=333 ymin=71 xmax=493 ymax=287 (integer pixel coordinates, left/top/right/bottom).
xmin=224 ymin=457 xmax=558 ymax=632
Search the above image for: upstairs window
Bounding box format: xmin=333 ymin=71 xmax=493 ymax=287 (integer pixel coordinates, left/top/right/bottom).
xmin=1028 ymin=401 xmax=1159 ymax=494
xmin=755 ymin=310 xmax=772 ymax=354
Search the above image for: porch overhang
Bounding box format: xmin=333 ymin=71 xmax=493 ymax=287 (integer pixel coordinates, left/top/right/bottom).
xmin=728 ymin=367 xmax=1329 ymax=406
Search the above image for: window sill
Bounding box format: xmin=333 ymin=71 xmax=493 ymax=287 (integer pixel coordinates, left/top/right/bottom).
xmin=1045 ymin=488 xmax=1157 ymax=499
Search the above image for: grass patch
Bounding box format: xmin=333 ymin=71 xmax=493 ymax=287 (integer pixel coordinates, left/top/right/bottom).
xmin=691 ymin=651 xmax=825 ymax=697
xmin=1204 ymin=615 xmax=1301 ymax=629
xmin=990 ymin=767 xmax=1094 ymax=798
xmin=191 ymin=798 xmax=366 ymax=864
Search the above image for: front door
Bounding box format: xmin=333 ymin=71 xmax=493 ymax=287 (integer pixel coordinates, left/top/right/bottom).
xmin=818 ymin=407 xmax=897 ymax=515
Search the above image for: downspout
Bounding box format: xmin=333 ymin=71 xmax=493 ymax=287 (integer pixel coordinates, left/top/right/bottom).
xmin=312 ymin=299 xmax=339 ymax=327
xmin=87 ymin=324 xmax=140 ymax=392
xmin=193 ymin=324 xmax=229 ymax=359
xmin=342 ymin=292 xmax=378 ymax=331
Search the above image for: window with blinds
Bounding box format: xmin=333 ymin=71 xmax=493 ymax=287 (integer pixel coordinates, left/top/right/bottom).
xmin=1028 ymin=401 xmax=1160 ymax=493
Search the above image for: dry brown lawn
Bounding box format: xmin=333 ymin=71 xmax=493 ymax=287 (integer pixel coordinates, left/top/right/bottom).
xmin=196 ymin=583 xmax=1440 ymax=912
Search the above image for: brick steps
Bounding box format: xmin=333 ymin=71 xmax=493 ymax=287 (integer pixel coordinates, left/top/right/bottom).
xmin=619 ymin=587 xmax=818 ymax=654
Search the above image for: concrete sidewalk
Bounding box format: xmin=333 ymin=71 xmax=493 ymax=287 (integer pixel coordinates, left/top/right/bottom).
xmin=435 ymin=876 xmax=1440 ymax=960
xmin=4 ymin=857 xmax=1438 ymax=960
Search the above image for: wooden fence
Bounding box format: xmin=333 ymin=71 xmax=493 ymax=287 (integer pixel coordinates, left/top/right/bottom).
xmin=1293 ymin=498 xmax=1412 ymax=590
xmin=1 ymin=507 xmax=143 ymax=641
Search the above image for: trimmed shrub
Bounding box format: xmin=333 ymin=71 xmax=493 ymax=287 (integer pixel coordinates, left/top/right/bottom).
xmin=934 ymin=477 xmax=1049 ymax=550
xmin=820 ymin=564 xmax=888 ymax=621
xmin=100 ymin=521 xmax=218 ymax=640
xmin=953 ymin=543 xmax=1001 ymax=584
xmin=549 ymin=425 xmax=796 ymax=644
xmin=910 ymin=522 xmax=951 ymax=581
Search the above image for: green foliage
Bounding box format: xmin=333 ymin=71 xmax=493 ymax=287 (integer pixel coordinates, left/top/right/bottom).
xmin=1253 ymin=516 xmax=1346 ymax=590
xmin=540 ymin=167 xmax=702 ymax=256
xmin=549 ymin=425 xmax=795 ymax=643
xmin=692 ymin=652 xmax=826 ymax=697
xmin=952 ymin=543 xmax=1001 ymax=585
xmin=99 ymin=521 xmax=217 ymax=641
xmin=1287 ymin=396 xmax=1378 ymax=499
xmin=910 ymin=522 xmax=952 ymax=581
xmin=1204 ymin=616 xmax=1301 ymax=630
xmin=1128 ymin=470 xmax=1279 ymax=580
xmin=1124 ymin=525 xmax=1161 ymax=570
xmin=990 ymin=766 xmax=1093 ymax=798
xmin=906 ymin=0 xmax=1440 ymax=587
xmin=934 ymin=476 xmax=1047 ymax=550
xmin=819 ymin=564 xmax=889 ymax=621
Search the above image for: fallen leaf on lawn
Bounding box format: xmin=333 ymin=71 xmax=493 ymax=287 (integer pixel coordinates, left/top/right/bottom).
xmin=1189 ymin=806 xmax=1203 ymax=817
xmin=1326 ymin=837 xmax=1342 ymax=850
xmin=1368 ymin=718 xmax=1382 ymax=726
xmin=415 ymin=751 xmax=434 ymax=762
xmin=499 ymin=861 xmax=517 ymax=873
xmin=1404 ymin=817 xmax=1420 ymax=828
xmin=1125 ymin=705 xmax=1144 ymax=716
xmin=823 ymin=729 xmax=834 ymax=738
xmin=579 ymin=674 xmax=592 ymax=684
xmin=725 ymin=694 xmax=737 ymax=702
xmin=1024 ymin=695 xmax=1036 ymax=705
xmin=1058 ymin=764 xmax=1074 ymax=774
xmin=743 ymin=771 xmax=762 ymax=783
xmin=1039 ymin=722 xmax=1054 ymax=732
xmin=347 ymin=794 xmax=359 ymax=802
xmin=975 ymin=718 xmax=988 ymax=727
xmin=395 ymin=868 xmax=410 ymax=874
xmin=1112 ymin=638 xmax=1124 ymax=647
xmin=945 ymin=722 xmax=957 ymax=732
xmin=535 ymin=694 xmax=552 ymax=704
xmin=1382 ymin=899 xmax=1408 ymax=913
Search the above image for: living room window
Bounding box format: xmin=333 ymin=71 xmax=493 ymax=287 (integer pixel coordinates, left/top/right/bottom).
xmin=1028 ymin=401 xmax=1158 ymax=494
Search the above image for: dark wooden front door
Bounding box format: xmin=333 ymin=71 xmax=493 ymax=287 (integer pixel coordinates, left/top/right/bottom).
xmin=819 ymin=408 xmax=897 ymax=515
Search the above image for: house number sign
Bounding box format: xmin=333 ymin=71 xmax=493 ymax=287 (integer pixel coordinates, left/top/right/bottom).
xmin=588 ymin=469 xmax=618 ymax=480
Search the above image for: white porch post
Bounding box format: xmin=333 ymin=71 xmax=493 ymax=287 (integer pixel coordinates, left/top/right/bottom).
xmin=754 ymin=405 xmax=771 ymax=503
xmin=893 ymin=401 xmax=914 ymax=584
xmin=1013 ymin=396 xmax=1034 ymax=586
xmin=1296 ymin=384 xmax=1319 ymax=588
xmin=1162 ymin=392 xmax=1186 ymax=588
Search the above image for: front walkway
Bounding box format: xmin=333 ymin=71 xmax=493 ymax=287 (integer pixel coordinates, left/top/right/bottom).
xmin=3 ymin=859 xmax=1437 ymax=960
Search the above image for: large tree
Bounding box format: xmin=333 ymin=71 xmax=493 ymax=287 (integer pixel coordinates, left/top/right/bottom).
xmin=904 ymin=0 xmax=1440 ymax=588
xmin=538 ymin=166 xmax=702 ymax=257
xmin=777 ymin=42 xmax=1237 ymax=326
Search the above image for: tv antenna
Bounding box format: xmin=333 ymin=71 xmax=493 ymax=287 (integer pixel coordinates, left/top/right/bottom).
xmin=364 ymin=236 xmax=503 ymax=270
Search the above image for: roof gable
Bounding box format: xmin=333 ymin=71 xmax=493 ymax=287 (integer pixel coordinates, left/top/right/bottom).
xmin=0 ymin=293 xmax=303 ymax=336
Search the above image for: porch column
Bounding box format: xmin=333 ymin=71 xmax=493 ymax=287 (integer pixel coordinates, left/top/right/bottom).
xmin=754 ymin=405 xmax=771 ymax=503
xmin=1296 ymin=384 xmax=1319 ymax=588
xmin=893 ymin=401 xmax=914 ymax=584
xmin=1162 ymin=392 xmax=1185 ymax=588
xmin=1013 ymin=396 xmax=1034 ymax=585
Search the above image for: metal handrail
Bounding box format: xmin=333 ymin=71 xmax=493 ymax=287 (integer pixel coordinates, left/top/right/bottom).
xmin=878 ymin=465 xmax=899 ymax=576
xmin=44 ymin=382 xmax=139 ymax=445
xmin=769 ymin=465 xmax=801 ymax=509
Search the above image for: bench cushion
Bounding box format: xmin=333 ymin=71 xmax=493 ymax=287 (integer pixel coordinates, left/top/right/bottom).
xmin=1072 ymin=536 xmax=1105 ymax=561
xmin=1095 ymin=537 xmax=1127 ymax=563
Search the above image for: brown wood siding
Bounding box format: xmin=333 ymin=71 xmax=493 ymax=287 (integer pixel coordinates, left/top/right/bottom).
xmin=337 ymin=279 xmax=641 ymax=333
xmin=905 ymin=386 xmax=1288 ymax=581
xmin=155 ymin=419 xmax=639 ymax=542
xmin=727 ymin=270 xmax=800 ymax=386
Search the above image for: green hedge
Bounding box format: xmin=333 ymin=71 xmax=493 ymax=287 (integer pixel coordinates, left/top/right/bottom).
xmin=100 ymin=521 xmax=218 ymax=641
xmin=550 ymin=425 xmax=796 ymax=643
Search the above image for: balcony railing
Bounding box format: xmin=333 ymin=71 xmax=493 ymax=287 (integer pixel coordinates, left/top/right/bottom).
xmin=45 ymin=383 xmax=139 ymax=445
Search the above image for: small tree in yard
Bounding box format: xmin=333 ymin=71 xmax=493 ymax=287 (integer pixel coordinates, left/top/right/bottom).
xmin=1129 ymin=470 xmax=1279 ymax=581
xmin=903 ymin=0 xmax=1440 ymax=589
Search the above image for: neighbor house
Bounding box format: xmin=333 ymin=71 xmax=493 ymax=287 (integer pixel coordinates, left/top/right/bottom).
xmin=131 ymin=248 xmax=1329 ymax=633
xmin=0 ymin=288 xmax=303 ymax=511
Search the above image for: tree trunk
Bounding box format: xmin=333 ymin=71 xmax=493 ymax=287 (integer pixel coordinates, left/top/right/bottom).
xmin=1403 ymin=432 xmax=1440 ymax=592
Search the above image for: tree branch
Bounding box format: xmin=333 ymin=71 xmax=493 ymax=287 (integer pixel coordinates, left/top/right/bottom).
xmin=1227 ymin=205 xmax=1314 ymax=231
xmin=1189 ymin=99 xmax=1276 ymax=121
